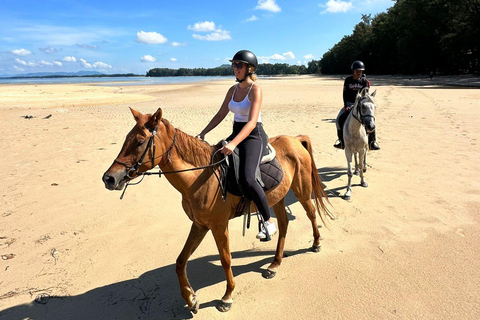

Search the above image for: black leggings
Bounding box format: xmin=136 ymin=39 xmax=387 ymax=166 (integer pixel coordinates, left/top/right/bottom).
xmin=227 ymin=122 xmax=271 ymax=221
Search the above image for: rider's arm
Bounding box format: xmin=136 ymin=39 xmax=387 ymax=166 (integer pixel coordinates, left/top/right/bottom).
xmin=342 ymin=79 xmax=349 ymax=108
xmin=198 ymin=86 xmax=234 ymax=140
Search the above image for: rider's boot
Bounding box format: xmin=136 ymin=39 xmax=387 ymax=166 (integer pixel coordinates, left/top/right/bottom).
xmin=333 ymin=129 xmax=344 ymax=149
xmin=369 ymin=131 xmax=380 ymax=150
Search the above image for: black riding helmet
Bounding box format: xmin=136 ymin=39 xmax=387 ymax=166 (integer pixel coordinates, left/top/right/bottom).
xmin=230 ymin=50 xmax=258 ymax=68
xmin=351 ymin=60 xmax=365 ymax=71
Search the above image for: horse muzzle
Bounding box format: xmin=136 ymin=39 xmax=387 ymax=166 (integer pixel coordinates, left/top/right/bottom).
xmin=102 ymin=170 xmax=129 ymax=191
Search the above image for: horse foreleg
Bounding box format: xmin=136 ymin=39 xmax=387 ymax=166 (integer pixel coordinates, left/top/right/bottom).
xmin=263 ymin=199 xmax=289 ymax=279
xmin=354 ymin=152 xmax=360 ymax=175
xmin=359 ymin=148 xmax=368 ymax=188
xmin=211 ymin=226 xmax=235 ymax=312
xmin=345 ymin=149 xmax=353 ymax=200
xmin=176 ymin=222 xmax=208 ymax=314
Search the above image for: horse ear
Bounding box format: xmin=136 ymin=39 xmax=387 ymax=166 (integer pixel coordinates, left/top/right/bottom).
xmin=130 ymin=107 xmax=143 ymax=124
xmin=151 ymin=108 xmax=163 ymax=125
xmin=360 ymin=87 xmax=367 ymax=98
xmin=371 ymin=89 xmax=377 ymax=97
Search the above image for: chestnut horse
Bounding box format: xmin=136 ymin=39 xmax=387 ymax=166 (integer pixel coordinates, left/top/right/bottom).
xmin=102 ymin=108 xmax=331 ymax=313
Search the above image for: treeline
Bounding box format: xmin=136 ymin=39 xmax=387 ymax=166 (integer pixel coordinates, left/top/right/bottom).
xmin=319 ymin=0 xmax=480 ymax=75
xmin=146 ymin=62 xmax=321 ymax=77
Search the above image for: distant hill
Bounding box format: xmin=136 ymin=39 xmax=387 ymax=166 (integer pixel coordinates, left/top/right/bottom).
xmin=0 ymin=71 xmax=105 ymax=78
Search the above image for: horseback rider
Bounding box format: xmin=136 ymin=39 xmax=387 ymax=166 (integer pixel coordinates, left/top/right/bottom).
xmin=197 ymin=50 xmax=277 ymax=241
xmin=334 ymin=61 xmax=380 ymax=150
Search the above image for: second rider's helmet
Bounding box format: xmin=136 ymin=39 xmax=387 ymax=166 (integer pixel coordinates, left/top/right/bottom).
xmin=351 ymin=60 xmax=365 ymax=71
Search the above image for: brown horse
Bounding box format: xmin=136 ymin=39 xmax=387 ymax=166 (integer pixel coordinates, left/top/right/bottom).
xmin=102 ymin=108 xmax=331 ymax=313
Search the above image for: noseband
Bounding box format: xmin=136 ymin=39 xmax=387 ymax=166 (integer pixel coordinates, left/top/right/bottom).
xmin=114 ymin=125 xmax=177 ymax=179
xmin=352 ymin=98 xmax=375 ymax=126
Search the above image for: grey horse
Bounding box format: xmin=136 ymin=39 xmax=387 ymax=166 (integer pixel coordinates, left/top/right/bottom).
xmin=343 ymin=88 xmax=377 ymax=200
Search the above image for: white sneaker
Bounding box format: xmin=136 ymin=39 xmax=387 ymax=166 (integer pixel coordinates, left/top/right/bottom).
xmin=256 ymin=221 xmax=277 ymax=240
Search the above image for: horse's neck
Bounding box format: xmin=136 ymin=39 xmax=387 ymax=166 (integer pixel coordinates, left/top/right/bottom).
xmin=158 ymin=128 xmax=217 ymax=195
xmin=347 ymin=105 xmax=363 ymax=133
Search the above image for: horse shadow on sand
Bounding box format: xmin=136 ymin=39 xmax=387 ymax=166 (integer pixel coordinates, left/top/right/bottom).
xmin=0 ymin=246 xmax=317 ymax=320
xmin=1 ymin=170 xmax=339 ymax=320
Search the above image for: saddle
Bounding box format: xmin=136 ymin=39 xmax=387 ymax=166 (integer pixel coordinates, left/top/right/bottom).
xmin=218 ymin=141 xmax=283 ymax=216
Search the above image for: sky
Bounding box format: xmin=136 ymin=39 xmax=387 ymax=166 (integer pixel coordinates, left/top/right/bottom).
xmin=0 ymin=0 xmax=394 ymax=76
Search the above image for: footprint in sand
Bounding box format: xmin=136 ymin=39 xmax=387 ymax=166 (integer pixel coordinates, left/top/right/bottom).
xmin=455 ymin=228 xmax=465 ymax=237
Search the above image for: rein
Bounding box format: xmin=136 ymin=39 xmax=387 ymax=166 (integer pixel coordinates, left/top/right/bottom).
xmin=115 ymin=125 xmax=226 ymax=199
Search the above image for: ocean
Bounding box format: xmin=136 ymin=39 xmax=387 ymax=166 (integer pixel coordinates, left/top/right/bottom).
xmin=0 ymin=76 xmax=232 ymax=85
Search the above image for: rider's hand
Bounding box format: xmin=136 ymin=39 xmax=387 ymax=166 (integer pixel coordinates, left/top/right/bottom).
xmin=220 ymin=142 xmax=236 ymax=155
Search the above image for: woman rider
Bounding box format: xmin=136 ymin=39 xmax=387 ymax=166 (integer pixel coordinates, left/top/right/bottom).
xmin=197 ymin=50 xmax=276 ymax=241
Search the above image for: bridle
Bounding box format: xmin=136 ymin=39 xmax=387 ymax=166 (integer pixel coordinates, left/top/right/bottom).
xmin=113 ymin=122 xmax=226 ymax=200
xmin=113 ymin=124 xmax=177 ymax=180
xmin=352 ymin=97 xmax=375 ymax=126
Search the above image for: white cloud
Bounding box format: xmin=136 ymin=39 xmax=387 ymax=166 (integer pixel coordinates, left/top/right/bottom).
xmin=14 ymin=65 xmax=25 ymax=72
xmin=188 ymin=21 xmax=216 ymax=32
xmin=192 ymin=29 xmax=231 ymax=41
xmin=283 ymin=51 xmax=295 ymax=59
xmin=12 ymin=48 xmax=32 ymax=56
xmin=80 ymin=59 xmax=92 ymax=68
xmin=171 ymin=42 xmax=186 ymax=47
xmin=189 ymin=21 xmax=231 ymax=41
xmin=15 ymin=58 xmax=27 ymax=65
xmin=141 ymin=55 xmax=156 ymax=62
xmin=136 ymin=31 xmax=167 ymax=44
xmin=92 ymin=61 xmax=112 ymax=69
xmin=245 ymin=15 xmax=259 ymax=22
xmin=304 ymin=54 xmax=315 ymax=60
xmin=39 ymin=47 xmax=58 ymax=54
xmin=63 ymin=56 xmax=77 ymax=62
xmin=255 ymin=0 xmax=281 ymax=12
xmin=170 ymin=58 xmax=177 ymax=62
xmin=320 ymin=0 xmax=353 ymax=13
xmin=41 ymin=60 xmax=53 ymax=66
xmin=80 ymin=59 xmax=112 ymax=69
xmin=258 ymin=52 xmax=296 ymax=63
xmin=53 ymin=61 xmax=62 ymax=67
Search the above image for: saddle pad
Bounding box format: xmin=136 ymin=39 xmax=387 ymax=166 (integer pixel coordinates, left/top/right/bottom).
xmin=224 ymin=156 xmax=284 ymax=197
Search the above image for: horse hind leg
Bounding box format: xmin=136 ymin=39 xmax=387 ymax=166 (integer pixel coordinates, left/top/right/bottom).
xmin=299 ymin=197 xmax=323 ymax=252
xmin=263 ymin=198 xmax=289 ymax=280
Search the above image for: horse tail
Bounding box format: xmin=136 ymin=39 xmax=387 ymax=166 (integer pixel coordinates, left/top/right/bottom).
xmin=297 ymin=135 xmax=332 ymax=225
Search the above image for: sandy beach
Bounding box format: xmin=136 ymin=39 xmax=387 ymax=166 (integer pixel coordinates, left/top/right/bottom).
xmin=0 ymin=75 xmax=479 ymax=320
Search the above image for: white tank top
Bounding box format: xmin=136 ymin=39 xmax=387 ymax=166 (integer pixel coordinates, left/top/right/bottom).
xmin=228 ymin=83 xmax=262 ymax=123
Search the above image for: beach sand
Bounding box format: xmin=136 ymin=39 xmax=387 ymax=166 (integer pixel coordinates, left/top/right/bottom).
xmin=0 ymin=75 xmax=479 ymax=319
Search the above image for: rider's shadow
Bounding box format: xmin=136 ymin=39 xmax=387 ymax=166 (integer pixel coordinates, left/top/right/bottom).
xmin=0 ymin=248 xmax=313 ymax=320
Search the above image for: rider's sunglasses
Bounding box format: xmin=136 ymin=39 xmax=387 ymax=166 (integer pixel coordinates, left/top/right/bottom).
xmin=232 ymin=62 xmax=245 ymax=70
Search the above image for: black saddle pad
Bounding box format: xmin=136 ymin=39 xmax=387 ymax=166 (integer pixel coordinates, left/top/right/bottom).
xmin=221 ymin=153 xmax=284 ymax=198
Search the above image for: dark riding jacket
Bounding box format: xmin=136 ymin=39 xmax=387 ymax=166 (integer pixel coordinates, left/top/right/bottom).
xmin=343 ymin=76 xmax=370 ymax=108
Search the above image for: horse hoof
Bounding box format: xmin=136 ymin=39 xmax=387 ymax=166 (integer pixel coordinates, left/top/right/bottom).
xmin=361 ymin=182 xmax=368 ymax=188
xmin=190 ymin=295 xmax=199 ymax=314
xmin=262 ymin=269 xmax=277 ymax=279
xmin=354 ymin=170 xmax=359 ymax=176
xmin=344 ymin=195 xmax=351 ymax=200
xmin=311 ymin=244 xmax=321 ymax=253
xmin=216 ymin=300 xmax=232 ymax=312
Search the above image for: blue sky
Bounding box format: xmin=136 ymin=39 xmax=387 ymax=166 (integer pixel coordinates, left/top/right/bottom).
xmin=0 ymin=0 xmax=394 ymax=75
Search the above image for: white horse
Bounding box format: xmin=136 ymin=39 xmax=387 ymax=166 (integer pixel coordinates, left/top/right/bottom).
xmin=343 ymin=88 xmax=377 ymax=200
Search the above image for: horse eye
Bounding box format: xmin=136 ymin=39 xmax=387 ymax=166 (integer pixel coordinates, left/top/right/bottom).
xmin=137 ymin=140 xmax=145 ymax=147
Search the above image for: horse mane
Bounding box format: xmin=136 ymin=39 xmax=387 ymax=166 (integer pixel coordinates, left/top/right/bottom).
xmin=161 ymin=118 xmax=221 ymax=167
